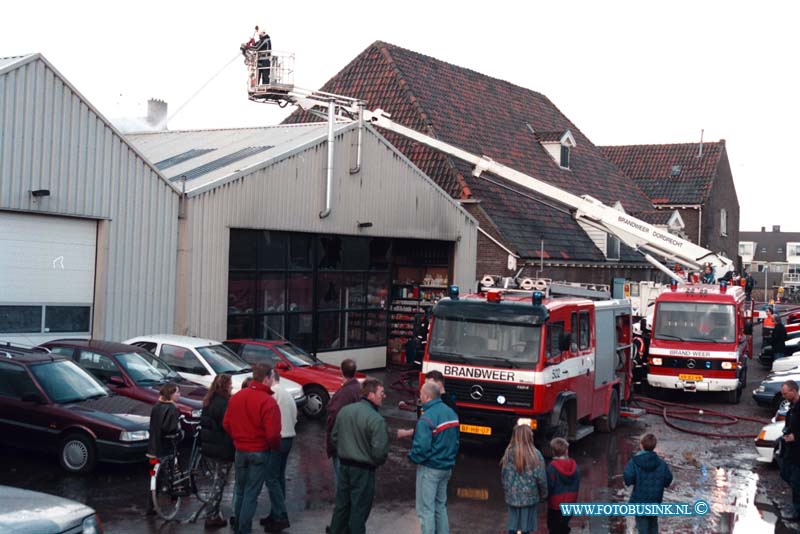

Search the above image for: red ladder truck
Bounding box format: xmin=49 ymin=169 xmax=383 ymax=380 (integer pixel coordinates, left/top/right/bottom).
xmin=247 ymin=60 xmax=752 ymax=442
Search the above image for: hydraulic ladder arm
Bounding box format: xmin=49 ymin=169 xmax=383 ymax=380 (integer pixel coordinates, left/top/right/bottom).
xmin=257 ymin=82 xmax=733 ymax=281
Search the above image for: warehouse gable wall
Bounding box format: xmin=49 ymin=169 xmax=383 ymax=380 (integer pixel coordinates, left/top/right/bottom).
xmin=0 ymin=55 xmax=179 ymax=341
xmin=181 ymin=126 xmax=477 ymax=340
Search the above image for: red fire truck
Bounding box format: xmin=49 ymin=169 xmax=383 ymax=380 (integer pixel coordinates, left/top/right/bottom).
xmin=647 ymin=280 xmax=753 ymax=403
xmin=422 ymin=286 xmax=634 ymax=444
xmin=249 ymin=64 xmax=746 ymax=420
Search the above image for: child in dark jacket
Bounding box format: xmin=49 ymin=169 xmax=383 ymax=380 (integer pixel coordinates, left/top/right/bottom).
xmin=623 ymin=433 xmax=673 ymax=534
xmin=546 ymin=437 xmax=579 ymax=534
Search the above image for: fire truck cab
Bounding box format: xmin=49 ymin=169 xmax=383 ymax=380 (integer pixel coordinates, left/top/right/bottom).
xmin=647 ymin=281 xmax=753 ymax=403
xmin=422 ymin=288 xmax=633 ymax=446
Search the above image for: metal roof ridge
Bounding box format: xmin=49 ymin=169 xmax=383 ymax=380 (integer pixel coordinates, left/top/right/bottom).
xmin=1 ymin=52 xmax=181 ymax=196
xmin=0 ymin=53 xmax=39 ymax=75
xmin=128 ymin=122 xmax=333 ymax=136
xmin=185 ymin=122 xmax=356 ymax=197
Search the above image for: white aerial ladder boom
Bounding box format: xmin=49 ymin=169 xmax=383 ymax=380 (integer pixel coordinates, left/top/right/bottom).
xmin=247 ymin=57 xmax=733 ymax=281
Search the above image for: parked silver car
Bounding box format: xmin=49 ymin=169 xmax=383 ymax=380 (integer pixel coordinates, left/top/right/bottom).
xmin=0 ymin=485 xmax=102 ymax=533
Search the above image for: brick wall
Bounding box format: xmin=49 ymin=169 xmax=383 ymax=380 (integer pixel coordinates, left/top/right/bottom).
xmin=703 ymin=146 xmax=740 ymax=263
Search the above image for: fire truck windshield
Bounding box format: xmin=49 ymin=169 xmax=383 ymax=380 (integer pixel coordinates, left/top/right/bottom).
xmin=428 ymin=318 xmax=542 ymax=369
xmin=653 ymin=302 xmax=736 ymax=343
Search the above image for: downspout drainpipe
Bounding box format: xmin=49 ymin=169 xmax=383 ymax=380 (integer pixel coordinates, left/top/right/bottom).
xmin=350 ymin=105 xmax=363 ymax=174
xmin=319 ymin=102 xmax=335 ymax=219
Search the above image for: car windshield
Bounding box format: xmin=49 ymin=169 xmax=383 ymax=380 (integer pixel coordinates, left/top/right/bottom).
xmin=429 ymin=318 xmax=541 ymax=369
xmin=29 ymin=360 xmax=108 ymax=403
xmin=274 ymin=343 xmax=317 ymax=367
xmin=114 ymin=352 xmax=172 ymax=384
xmin=197 ymin=345 xmax=250 ymax=374
xmin=654 ymin=302 xmax=736 ymax=343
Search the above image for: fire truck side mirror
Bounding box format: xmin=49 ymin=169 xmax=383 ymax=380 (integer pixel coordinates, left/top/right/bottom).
xmin=744 ymin=320 xmax=753 ymax=336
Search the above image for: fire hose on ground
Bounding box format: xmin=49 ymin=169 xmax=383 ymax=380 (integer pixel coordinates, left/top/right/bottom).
xmin=632 ymin=395 xmax=770 ymax=439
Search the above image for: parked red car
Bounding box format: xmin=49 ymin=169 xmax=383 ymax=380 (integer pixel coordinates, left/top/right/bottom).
xmin=42 ymin=339 xmax=208 ymax=431
xmin=224 ymin=339 xmax=366 ymax=418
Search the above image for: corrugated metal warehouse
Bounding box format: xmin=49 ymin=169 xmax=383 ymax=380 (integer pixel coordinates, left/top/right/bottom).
xmin=0 ymin=53 xmax=477 ymax=369
xmin=129 ymin=122 xmax=478 ymax=369
xmin=0 ymin=54 xmax=180 ymax=345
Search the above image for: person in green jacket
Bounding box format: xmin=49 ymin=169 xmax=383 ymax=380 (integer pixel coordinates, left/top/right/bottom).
xmin=329 ymin=379 xmax=390 ymax=534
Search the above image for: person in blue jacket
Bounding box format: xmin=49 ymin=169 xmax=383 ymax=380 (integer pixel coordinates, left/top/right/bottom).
xmin=624 ymin=433 xmax=673 ymax=534
xmin=409 ymin=382 xmax=460 ymax=534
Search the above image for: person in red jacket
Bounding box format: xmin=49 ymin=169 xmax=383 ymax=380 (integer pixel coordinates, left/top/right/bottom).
xmin=546 ymin=437 xmax=580 ymax=534
xmin=223 ymin=363 xmax=281 ymax=534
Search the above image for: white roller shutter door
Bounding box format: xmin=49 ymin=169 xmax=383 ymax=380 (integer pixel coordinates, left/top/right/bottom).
xmin=0 ymin=212 xmax=96 ymax=343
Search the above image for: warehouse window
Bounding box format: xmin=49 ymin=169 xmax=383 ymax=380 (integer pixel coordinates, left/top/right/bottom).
xmin=0 ymin=306 xmax=42 ymax=333
xmin=227 ymin=230 xmax=390 ymax=354
xmin=0 ymin=305 xmax=90 ymax=335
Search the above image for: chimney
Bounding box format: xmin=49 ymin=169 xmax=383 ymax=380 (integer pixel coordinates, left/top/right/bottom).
xmin=773 ymin=225 xmax=781 ymax=233
xmin=697 ymin=129 xmax=704 ymax=158
xmin=761 ymin=226 xmax=766 ymax=232
xmin=146 ymin=98 xmax=168 ymax=130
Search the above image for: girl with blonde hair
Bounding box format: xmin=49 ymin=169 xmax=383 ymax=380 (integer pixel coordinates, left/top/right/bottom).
xmin=500 ymin=424 xmax=548 ymax=534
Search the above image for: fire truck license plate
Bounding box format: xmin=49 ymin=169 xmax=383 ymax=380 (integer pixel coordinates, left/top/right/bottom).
xmin=678 ymin=374 xmax=703 ymax=382
xmin=460 ymin=424 xmax=492 ymax=435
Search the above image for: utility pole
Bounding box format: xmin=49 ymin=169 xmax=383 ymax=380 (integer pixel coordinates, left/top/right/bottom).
xmin=764 ymin=264 xmax=769 ymax=303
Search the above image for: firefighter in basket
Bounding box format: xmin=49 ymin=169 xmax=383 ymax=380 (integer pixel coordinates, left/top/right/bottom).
xmin=241 ymin=25 xmax=272 ymax=87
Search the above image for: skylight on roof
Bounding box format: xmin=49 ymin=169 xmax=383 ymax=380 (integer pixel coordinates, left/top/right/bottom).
xmin=670 ymin=165 xmax=681 ymax=177
xmin=155 ymin=148 xmax=216 ymax=170
xmin=170 ymin=146 xmax=274 ymax=182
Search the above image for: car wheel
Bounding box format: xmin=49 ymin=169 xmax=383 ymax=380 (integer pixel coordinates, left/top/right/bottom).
xmin=303 ymin=386 xmax=330 ymax=419
xmin=59 ymin=433 xmax=97 ymax=474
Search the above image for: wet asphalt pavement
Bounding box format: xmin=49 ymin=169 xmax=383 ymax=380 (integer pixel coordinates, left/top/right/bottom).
xmin=1 ymin=327 xmax=798 ymax=533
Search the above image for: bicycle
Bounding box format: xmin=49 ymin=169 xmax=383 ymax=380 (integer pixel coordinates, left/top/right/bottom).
xmin=149 ymin=418 xmax=217 ymax=521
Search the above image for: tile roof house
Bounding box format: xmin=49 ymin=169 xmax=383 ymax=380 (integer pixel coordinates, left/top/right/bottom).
xmin=285 ymin=41 xmax=662 ymax=284
xmin=602 ymin=141 xmax=740 ymax=264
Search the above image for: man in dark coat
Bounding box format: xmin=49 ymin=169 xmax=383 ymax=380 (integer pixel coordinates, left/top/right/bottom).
xmin=773 ymin=315 xmax=789 ymax=359
xmin=623 ymin=433 xmax=673 ymax=534
xmin=781 ymin=380 xmax=800 ymax=520
xmin=325 ymin=359 xmax=362 ymax=489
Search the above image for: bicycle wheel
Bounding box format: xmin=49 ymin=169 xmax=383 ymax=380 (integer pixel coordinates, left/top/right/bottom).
xmin=190 ymin=453 xmax=216 ymax=504
xmin=151 ymin=459 xmax=181 ymax=520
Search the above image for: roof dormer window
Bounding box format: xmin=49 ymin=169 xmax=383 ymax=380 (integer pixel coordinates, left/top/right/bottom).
xmin=538 ymin=129 xmax=576 ymax=170
xmin=560 ymin=145 xmax=570 ymax=169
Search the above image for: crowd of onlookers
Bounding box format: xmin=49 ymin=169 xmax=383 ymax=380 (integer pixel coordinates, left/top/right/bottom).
xmin=146 ymin=360 xmax=682 ymax=534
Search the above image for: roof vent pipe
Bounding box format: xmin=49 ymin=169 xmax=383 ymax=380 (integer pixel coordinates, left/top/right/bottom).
xmin=698 ymin=129 xmax=704 ymax=158
xmin=320 ymin=102 xmax=335 ymax=218
xmin=350 ymin=105 xmax=363 ymax=174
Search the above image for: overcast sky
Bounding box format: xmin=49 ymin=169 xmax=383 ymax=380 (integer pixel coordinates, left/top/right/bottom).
xmin=2 ymin=0 xmax=797 ymax=232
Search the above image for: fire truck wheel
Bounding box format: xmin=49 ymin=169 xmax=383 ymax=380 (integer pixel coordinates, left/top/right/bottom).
xmin=725 ymin=367 xmax=745 ymax=404
xmin=541 ymin=408 xmax=571 ymax=458
xmin=594 ymin=389 xmax=620 ymax=433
